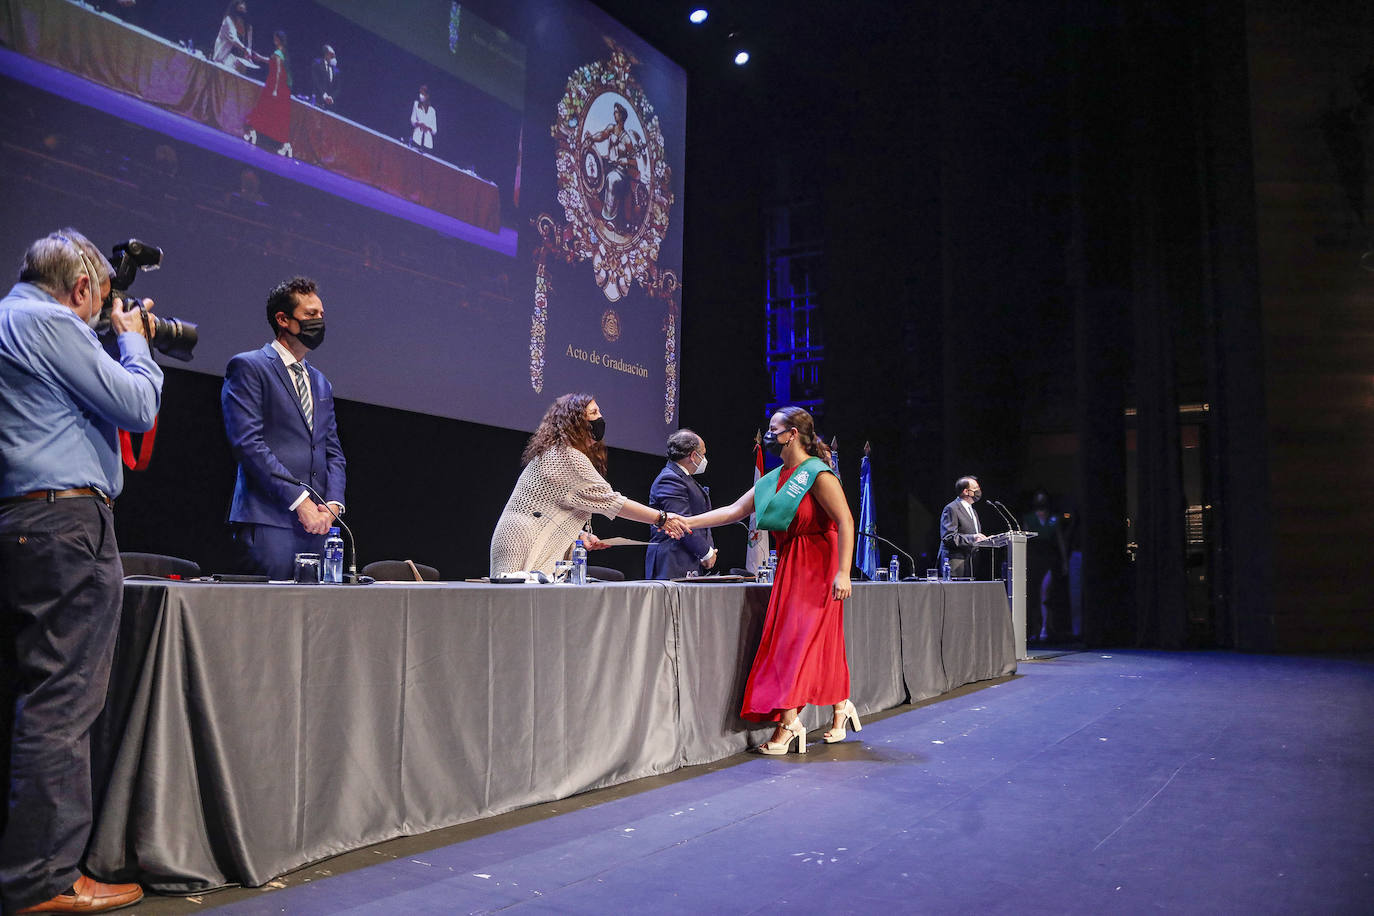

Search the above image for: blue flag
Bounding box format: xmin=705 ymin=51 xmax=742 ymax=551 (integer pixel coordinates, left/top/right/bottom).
xmin=856 ymin=448 xmax=878 ymax=580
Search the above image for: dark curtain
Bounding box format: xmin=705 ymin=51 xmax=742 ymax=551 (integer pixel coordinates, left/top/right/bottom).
xmin=1196 ymin=0 xmax=1274 ymax=651
xmin=1125 ymin=0 xmax=1192 ymax=651
xmin=1068 ymin=2 xmax=1133 ymax=649
xmin=1120 ymin=0 xmax=1275 ymax=650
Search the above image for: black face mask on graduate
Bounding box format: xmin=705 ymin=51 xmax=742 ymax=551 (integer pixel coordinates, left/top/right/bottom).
xmin=292 ymin=317 xmax=326 ymax=350
xmin=762 ymin=430 xmax=788 ymax=456
xmin=589 ymin=416 xmax=606 ymax=442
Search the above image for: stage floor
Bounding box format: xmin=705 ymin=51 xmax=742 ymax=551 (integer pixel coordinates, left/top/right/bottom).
xmin=129 ymin=650 xmax=1374 ymax=914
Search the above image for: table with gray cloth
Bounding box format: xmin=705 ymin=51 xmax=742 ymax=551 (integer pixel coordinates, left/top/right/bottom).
xmin=86 ymin=580 xmax=1013 ymax=893
xmin=896 ymin=581 xmax=1019 ymax=702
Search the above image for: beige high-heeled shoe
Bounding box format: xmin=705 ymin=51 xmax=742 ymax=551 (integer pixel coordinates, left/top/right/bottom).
xmin=759 ymin=718 xmax=806 ymax=755
xmin=823 ymin=699 xmax=862 ymax=743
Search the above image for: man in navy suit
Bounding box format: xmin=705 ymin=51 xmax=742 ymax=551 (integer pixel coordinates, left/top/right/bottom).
xmin=645 ymin=430 xmax=716 ymax=579
xmin=222 ymin=277 xmax=346 ymax=579
xmin=937 ymin=475 xmax=988 ymax=578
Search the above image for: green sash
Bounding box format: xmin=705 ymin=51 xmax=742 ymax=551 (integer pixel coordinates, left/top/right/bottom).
xmin=754 ymin=457 xmax=831 ymax=531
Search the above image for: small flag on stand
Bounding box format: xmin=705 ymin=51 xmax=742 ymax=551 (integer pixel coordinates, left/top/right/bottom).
xmin=856 ymin=441 xmax=878 ymax=581
xmin=745 ymin=430 xmax=769 ymax=575
xmin=513 ymin=124 xmax=522 ymax=208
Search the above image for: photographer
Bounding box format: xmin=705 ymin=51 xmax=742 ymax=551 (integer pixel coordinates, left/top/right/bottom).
xmin=0 ymin=229 xmax=161 ymax=914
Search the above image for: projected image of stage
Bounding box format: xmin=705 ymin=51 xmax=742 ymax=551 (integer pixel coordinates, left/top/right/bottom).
xmin=0 ymin=0 xmax=686 ymax=454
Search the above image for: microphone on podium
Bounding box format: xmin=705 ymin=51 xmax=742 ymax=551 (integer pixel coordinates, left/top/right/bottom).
xmin=854 ymin=531 xmax=919 ymax=580
xmin=990 ymin=499 xmax=1021 ymax=533
xmin=271 ymin=471 xmax=369 ymax=584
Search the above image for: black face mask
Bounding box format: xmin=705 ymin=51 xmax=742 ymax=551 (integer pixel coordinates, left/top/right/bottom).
xmin=762 ymin=430 xmax=786 ymax=456
xmin=292 ymin=317 xmax=326 ymax=350
xmin=589 ymin=416 xmax=606 ymax=442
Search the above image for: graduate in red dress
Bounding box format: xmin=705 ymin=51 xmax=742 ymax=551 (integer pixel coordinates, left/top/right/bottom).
xmin=245 ymin=30 xmax=292 ymax=155
xmin=681 ymin=406 xmax=859 ymax=754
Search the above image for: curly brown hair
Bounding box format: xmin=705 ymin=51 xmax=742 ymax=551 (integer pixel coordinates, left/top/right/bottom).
xmin=522 ymin=393 xmax=608 ymax=475
xmin=774 ymin=405 xmax=832 ymax=465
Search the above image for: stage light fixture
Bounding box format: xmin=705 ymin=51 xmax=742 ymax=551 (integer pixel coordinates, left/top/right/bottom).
xmin=689 ymin=8 xmax=708 ymax=24
xmin=734 ymin=50 xmax=750 ymax=65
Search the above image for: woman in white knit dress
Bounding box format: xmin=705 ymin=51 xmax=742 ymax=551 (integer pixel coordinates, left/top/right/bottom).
xmin=490 ymin=393 xmax=689 ymax=576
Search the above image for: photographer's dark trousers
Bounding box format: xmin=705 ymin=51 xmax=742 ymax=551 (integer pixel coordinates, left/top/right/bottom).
xmin=0 ymin=498 xmax=122 ymax=913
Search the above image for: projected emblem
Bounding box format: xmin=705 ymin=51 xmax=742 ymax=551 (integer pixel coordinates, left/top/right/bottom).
xmin=601 ymin=308 xmax=621 ymax=342
xmin=531 ymin=40 xmax=680 ymax=423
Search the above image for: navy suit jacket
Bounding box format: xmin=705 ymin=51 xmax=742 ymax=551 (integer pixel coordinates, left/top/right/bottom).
xmin=222 ymin=342 xmax=346 ymax=529
xmin=645 ymin=461 xmax=714 ymax=579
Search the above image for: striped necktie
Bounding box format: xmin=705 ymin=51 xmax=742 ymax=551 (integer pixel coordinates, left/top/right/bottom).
xmin=289 ymin=361 xmax=313 ymax=429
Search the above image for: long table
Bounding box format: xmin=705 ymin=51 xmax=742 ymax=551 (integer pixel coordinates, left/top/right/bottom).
xmin=86 ymin=580 xmax=1014 ymax=893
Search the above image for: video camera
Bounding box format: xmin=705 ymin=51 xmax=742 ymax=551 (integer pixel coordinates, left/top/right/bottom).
xmin=97 ymin=240 xmax=198 ymax=361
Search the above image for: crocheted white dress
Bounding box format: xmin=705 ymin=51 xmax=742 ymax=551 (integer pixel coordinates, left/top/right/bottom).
xmin=489 ymin=446 xmax=627 ymax=576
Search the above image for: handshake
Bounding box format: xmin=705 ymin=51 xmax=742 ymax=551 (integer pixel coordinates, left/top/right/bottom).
xmin=659 ymin=512 xmax=693 ymax=539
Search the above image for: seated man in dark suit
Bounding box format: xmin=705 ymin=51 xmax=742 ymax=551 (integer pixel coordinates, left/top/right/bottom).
xmin=937 ymin=475 xmax=988 ymax=578
xmin=645 ymin=429 xmax=716 ymax=579
xmin=222 ymin=277 xmax=346 ymax=579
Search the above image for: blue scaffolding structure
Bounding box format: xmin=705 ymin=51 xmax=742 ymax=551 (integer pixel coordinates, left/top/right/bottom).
xmin=764 ymin=200 xmax=824 ymax=423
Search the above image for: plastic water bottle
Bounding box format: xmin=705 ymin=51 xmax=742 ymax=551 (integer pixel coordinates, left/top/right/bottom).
xmin=941 ymin=557 xmax=952 ymax=582
xmin=757 ymin=549 xmax=776 ymax=584
xmin=323 ymin=527 xmax=344 ymax=584
xmin=571 ymin=540 xmax=588 ymax=585
xmin=890 ymin=555 xmax=900 ymax=583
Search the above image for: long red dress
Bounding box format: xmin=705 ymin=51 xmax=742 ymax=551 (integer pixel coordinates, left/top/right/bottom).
xmin=740 ymin=465 xmax=850 ymax=722
xmin=245 ymin=52 xmax=291 ymax=145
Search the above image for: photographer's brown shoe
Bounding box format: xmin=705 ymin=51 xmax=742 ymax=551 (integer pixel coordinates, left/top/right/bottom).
xmin=16 ymin=875 xmax=143 ymax=913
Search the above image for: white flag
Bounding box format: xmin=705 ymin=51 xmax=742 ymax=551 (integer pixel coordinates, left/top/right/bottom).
xmin=746 ymin=441 xmax=769 ymax=574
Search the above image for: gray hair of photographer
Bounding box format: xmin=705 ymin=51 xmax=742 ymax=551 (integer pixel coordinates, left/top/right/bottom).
xmin=18 ymin=229 xmax=112 ymax=297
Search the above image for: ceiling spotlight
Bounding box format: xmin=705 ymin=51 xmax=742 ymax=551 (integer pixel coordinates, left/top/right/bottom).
xmin=689 ymin=8 xmax=708 ymax=24
xmin=733 ymin=50 xmax=750 ymax=66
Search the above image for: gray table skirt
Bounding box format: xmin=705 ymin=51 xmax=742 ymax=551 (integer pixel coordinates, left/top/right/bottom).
xmin=86 ymin=580 xmax=1013 ymax=892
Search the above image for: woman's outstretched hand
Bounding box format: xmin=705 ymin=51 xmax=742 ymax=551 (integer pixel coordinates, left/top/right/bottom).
xmin=663 ymin=513 xmax=692 ymax=539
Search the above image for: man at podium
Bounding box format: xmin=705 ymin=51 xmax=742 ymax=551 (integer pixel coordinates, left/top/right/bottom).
xmin=937 ymin=475 xmax=989 ymax=578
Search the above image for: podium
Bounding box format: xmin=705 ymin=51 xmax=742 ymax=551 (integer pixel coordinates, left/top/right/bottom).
xmin=976 ymin=531 xmax=1037 ymax=660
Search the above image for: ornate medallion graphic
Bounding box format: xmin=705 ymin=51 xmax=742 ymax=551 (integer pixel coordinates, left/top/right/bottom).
xmin=531 ymin=40 xmax=679 ymax=423
xmin=601 ymin=308 xmax=621 ymax=342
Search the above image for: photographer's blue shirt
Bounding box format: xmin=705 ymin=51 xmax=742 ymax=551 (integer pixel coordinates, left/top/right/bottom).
xmin=0 ymin=282 xmax=163 ymax=499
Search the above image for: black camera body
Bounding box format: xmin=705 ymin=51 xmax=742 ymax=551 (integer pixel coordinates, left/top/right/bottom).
xmin=97 ymin=240 xmax=198 ymax=362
